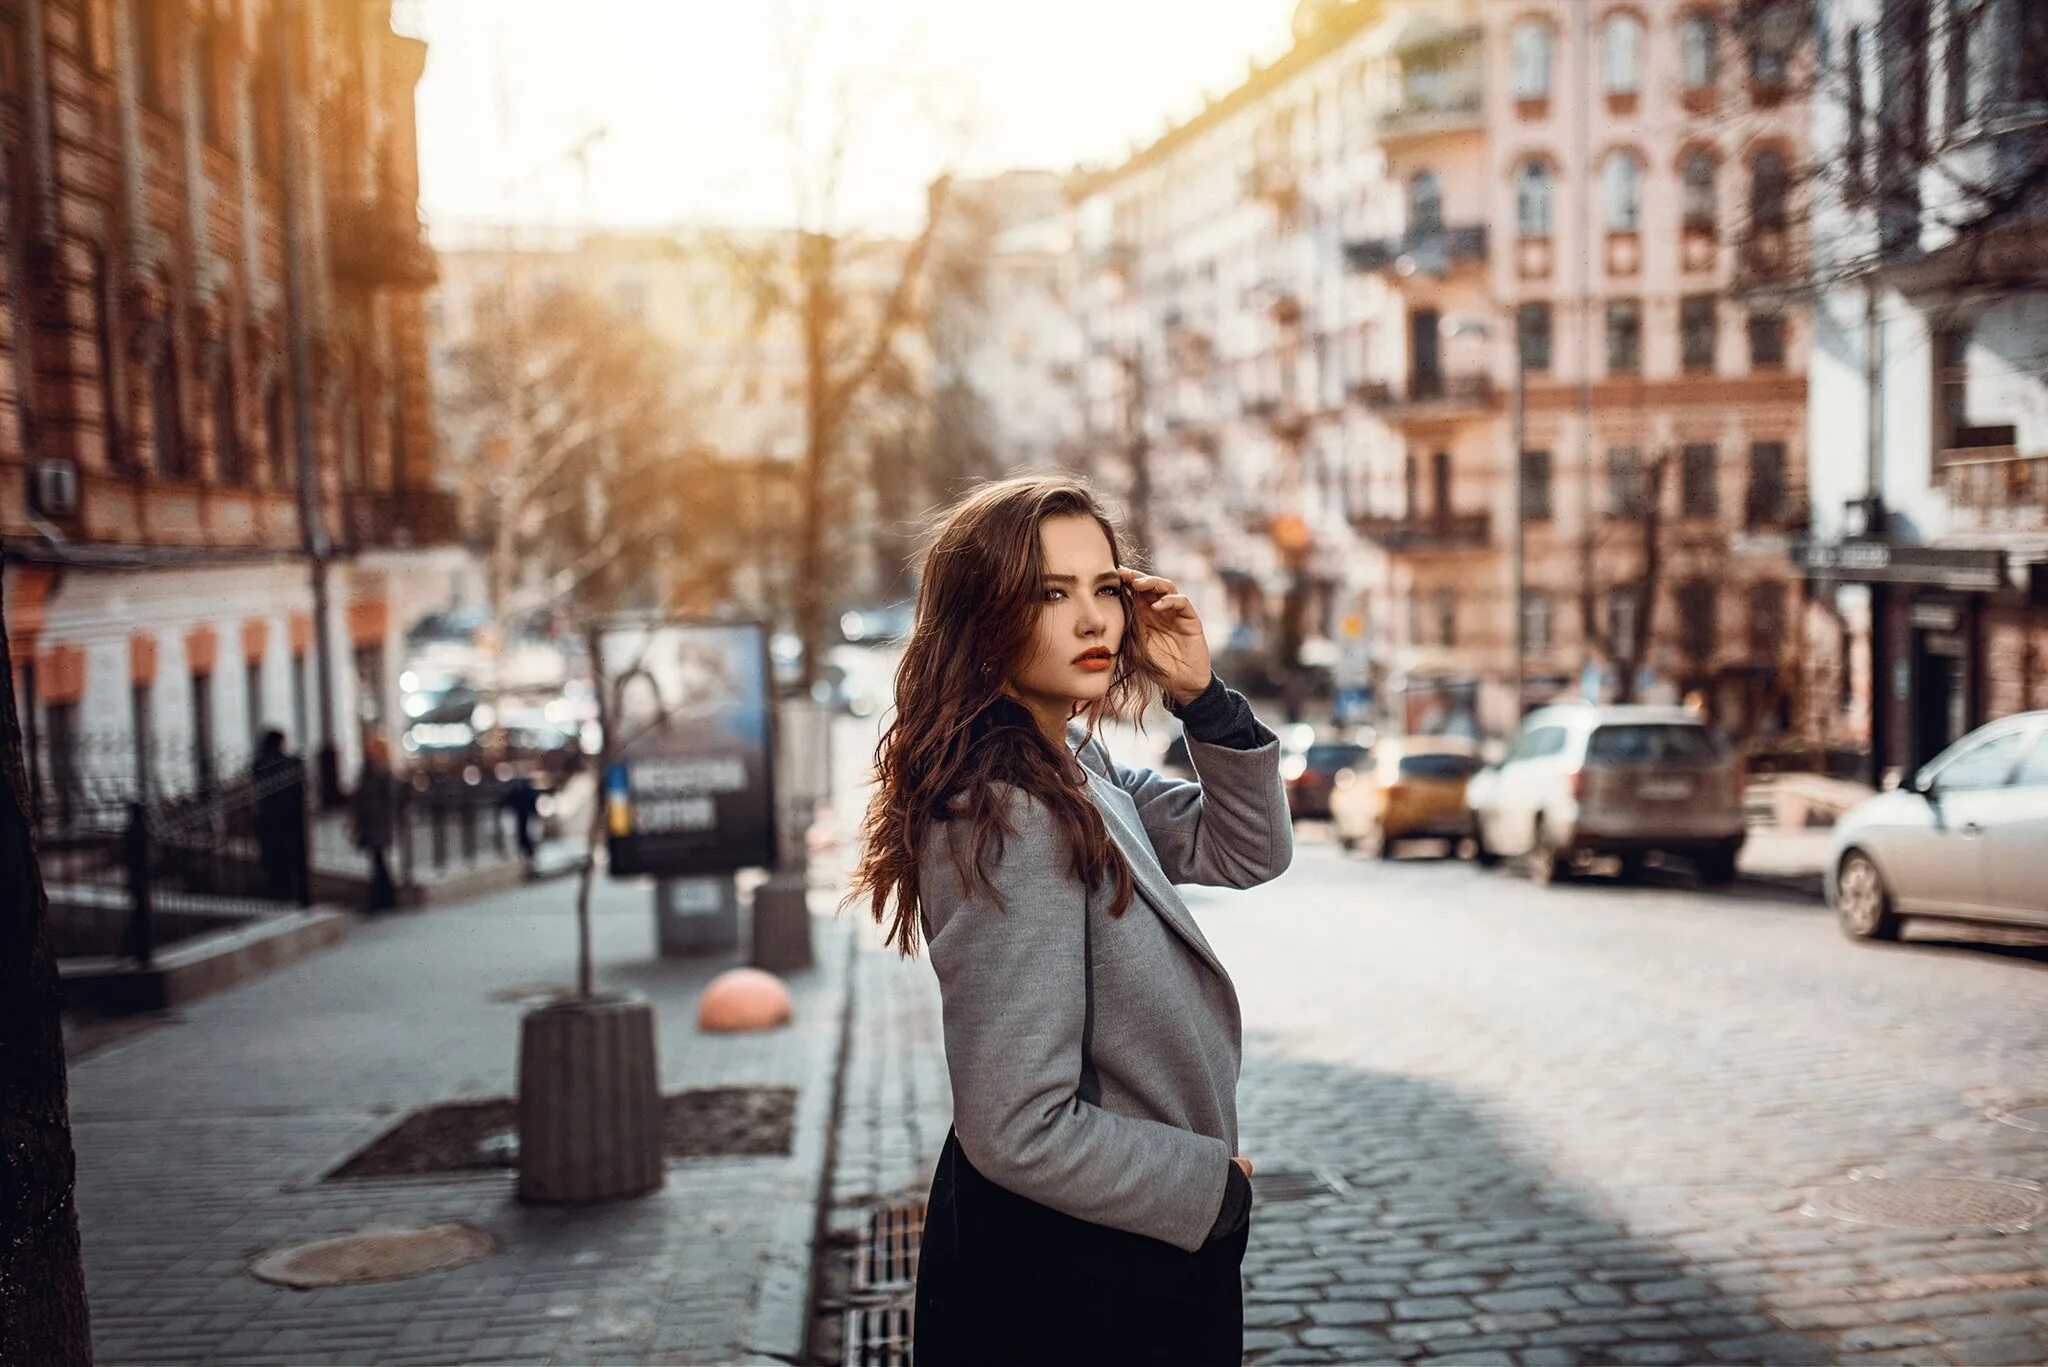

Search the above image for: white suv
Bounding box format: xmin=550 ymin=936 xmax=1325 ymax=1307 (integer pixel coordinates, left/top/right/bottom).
xmin=1467 ymin=704 xmax=1746 ymax=885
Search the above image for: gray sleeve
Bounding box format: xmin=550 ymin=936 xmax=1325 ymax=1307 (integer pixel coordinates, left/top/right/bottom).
xmin=922 ymin=789 xmax=1233 ymax=1254
xmin=1097 ymin=721 xmax=1294 ymax=889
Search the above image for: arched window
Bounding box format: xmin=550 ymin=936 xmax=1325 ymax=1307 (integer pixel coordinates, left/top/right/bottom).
xmin=1603 ymin=150 xmax=1645 ymax=231
xmin=1603 ymin=12 xmax=1645 ymax=94
xmin=1681 ymin=151 xmax=1717 ymax=228
xmin=1516 ymin=159 xmax=1553 ymax=237
xmin=1512 ymin=21 xmax=1554 ymax=100
xmin=1679 ymin=12 xmax=1717 ymax=88
xmin=1751 ymin=147 xmax=1788 ymax=224
xmin=1409 ymin=170 xmax=1443 ymax=236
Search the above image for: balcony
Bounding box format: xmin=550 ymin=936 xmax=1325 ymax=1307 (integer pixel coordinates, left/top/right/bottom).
xmin=337 ymin=487 xmax=462 ymax=550
xmin=1345 ymin=225 xmax=1487 ymax=276
xmin=1242 ymin=161 xmax=1300 ymax=215
xmin=1351 ymin=510 xmax=1490 ymax=552
xmin=1377 ymin=88 xmax=1483 ymax=143
xmin=1942 ymin=446 xmax=2048 ymax=534
xmin=1362 ymin=373 xmax=1497 ymax=421
xmin=328 ymin=187 xmax=438 ymax=289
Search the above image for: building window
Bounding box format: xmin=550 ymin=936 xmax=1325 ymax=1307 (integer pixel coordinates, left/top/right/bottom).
xmin=151 ymin=341 xmax=187 ymax=479
xmin=1748 ymin=307 xmax=1787 ymax=368
xmin=1522 ymin=591 xmax=1551 ymax=655
xmin=192 ymin=669 xmax=216 ymax=793
xmin=1606 ymin=300 xmax=1642 ymax=373
xmin=197 ymin=24 xmax=226 ymax=146
xmin=1680 ymin=12 xmax=1717 ymax=88
xmin=1935 ymin=323 xmax=1970 ymax=451
xmin=1678 ymin=580 xmax=1717 ymax=662
xmin=1436 ymin=589 xmax=1457 ymax=647
xmin=94 ymin=252 xmax=129 ymax=470
xmin=1747 ymin=582 xmax=1785 ymax=662
xmin=1681 ymin=295 xmax=1717 ymax=371
xmin=135 ymin=0 xmax=172 ymax=113
xmin=1846 ymin=26 xmax=1868 ymax=194
xmin=1608 ymin=447 xmax=1647 ymax=516
xmin=265 ymin=380 xmax=292 ymax=489
xmin=1403 ymin=453 xmax=1419 ymax=519
xmin=1521 ymin=450 xmax=1554 ymax=521
xmin=1516 ymin=159 xmax=1553 ymax=237
xmin=1681 ymin=442 xmax=1718 ymax=518
xmin=1681 ymin=151 xmax=1717 ymax=229
xmin=1750 ymin=148 xmax=1788 ymax=224
xmin=1408 ymin=170 xmax=1442 ymax=237
xmin=1518 ymin=302 xmax=1552 ymax=372
xmin=1747 ymin=441 xmax=1788 ymax=527
xmin=1512 ymin=20 xmax=1554 ymax=100
xmin=1603 ymin=150 xmax=1644 ymax=231
xmin=212 ymin=356 xmax=245 ymax=486
xmin=1608 ymin=587 xmax=1639 ymax=661
xmin=1748 ymin=5 xmax=1792 ymax=83
xmin=1944 ymin=0 xmax=1975 ymax=130
xmin=1603 ymin=12 xmax=1645 ymax=94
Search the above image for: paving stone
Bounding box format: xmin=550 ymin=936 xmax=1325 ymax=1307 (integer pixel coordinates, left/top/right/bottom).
xmin=1929 ymin=1313 xmax=2047 ymax=1342
xmin=1304 ymin=1300 xmax=1390 ymax=1326
xmin=1944 ymin=1335 xmax=2048 ymax=1366
xmin=1394 ymin=1296 xmax=1475 ymax=1320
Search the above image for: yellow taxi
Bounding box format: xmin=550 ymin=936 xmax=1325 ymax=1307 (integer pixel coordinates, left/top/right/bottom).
xmin=1331 ymin=736 xmax=1485 ymax=859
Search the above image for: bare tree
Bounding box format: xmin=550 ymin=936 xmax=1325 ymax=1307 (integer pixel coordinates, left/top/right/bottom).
xmin=0 ymin=540 xmax=94 ymax=1366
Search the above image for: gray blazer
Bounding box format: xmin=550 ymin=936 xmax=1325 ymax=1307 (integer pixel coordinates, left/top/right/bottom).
xmin=918 ymin=715 xmax=1292 ymax=1253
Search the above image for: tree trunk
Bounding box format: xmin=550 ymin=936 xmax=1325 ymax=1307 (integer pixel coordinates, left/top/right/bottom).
xmin=0 ymin=542 xmax=95 ymax=1365
xmin=1616 ymin=455 xmax=1669 ymax=706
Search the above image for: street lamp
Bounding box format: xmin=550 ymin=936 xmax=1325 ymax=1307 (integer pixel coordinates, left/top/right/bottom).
xmin=1440 ymin=309 xmax=1526 ymax=729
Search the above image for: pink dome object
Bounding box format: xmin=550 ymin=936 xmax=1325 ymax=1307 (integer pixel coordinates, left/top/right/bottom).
xmin=696 ymin=968 xmax=793 ymax=1032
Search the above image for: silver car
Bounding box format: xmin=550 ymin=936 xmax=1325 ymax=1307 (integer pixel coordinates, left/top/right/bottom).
xmin=1828 ymin=710 xmax=2048 ymax=939
xmin=1467 ymin=704 xmax=1746 ymax=885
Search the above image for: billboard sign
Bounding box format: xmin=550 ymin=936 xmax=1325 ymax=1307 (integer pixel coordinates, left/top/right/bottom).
xmin=599 ymin=620 xmax=777 ymax=879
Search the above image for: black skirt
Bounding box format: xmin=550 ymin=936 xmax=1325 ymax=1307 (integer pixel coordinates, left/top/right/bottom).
xmin=913 ymin=1127 xmax=1249 ymax=1367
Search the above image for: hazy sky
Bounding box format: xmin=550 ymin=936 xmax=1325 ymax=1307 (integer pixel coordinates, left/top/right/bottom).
xmin=413 ymin=0 xmax=1301 ymax=235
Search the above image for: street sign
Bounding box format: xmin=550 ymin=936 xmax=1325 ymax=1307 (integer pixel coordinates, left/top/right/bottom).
xmin=599 ymin=620 xmax=777 ymax=880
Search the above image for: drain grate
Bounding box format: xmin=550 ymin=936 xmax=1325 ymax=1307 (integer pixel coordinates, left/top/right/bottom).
xmin=844 ymin=1300 xmax=915 ymax=1366
xmin=249 ymin=1222 xmax=496 ymax=1288
xmin=1253 ymin=1167 xmax=1343 ymax=1204
xmin=1994 ymin=1102 xmax=2048 ymax=1134
xmin=1807 ymin=1174 xmax=2046 ymax=1233
xmin=853 ymin=1200 xmax=925 ymax=1294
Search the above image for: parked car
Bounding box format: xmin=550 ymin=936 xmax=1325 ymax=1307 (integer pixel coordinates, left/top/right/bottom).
xmin=1331 ymin=737 xmax=1484 ymax=858
xmin=1283 ymin=738 xmax=1371 ymax=821
xmin=1467 ymin=705 xmax=1745 ymax=885
xmin=1827 ymin=710 xmax=2048 ymax=940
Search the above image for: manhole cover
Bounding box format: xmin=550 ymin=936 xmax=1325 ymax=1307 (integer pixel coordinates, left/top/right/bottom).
xmin=1994 ymin=1102 xmax=2048 ymax=1134
xmin=853 ymin=1200 xmax=925 ymax=1294
xmin=1806 ymin=1174 xmax=2046 ymax=1233
xmin=250 ymin=1223 xmax=496 ymax=1288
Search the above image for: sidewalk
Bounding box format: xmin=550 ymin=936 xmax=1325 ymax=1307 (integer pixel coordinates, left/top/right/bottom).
xmin=69 ymin=870 xmax=856 ymax=1366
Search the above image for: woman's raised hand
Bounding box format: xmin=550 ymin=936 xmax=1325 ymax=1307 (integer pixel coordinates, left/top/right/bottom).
xmin=1120 ymin=567 xmax=1211 ymax=705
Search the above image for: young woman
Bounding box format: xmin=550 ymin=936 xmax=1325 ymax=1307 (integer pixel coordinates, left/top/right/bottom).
xmin=843 ymin=475 xmax=1293 ymax=1366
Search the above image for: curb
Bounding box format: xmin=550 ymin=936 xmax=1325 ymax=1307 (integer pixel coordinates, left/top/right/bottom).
xmin=744 ymin=902 xmax=859 ymax=1364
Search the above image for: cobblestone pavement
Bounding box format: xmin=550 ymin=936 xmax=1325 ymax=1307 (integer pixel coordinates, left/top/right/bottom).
xmin=69 ymin=873 xmax=855 ymax=1367
xmin=825 ymin=789 xmax=2048 ymax=1365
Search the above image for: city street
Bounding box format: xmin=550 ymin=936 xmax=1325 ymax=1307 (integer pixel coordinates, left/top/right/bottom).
xmin=1208 ymin=825 xmax=2048 ymax=1364
xmin=831 ymin=706 xmax=2048 ymax=1365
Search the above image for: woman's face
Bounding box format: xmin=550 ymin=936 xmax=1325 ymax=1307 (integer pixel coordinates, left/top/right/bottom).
xmin=1007 ymin=513 xmax=1126 ymax=717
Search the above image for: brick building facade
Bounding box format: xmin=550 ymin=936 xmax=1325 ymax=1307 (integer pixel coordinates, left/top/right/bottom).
xmin=1 ymin=0 xmax=467 ymax=811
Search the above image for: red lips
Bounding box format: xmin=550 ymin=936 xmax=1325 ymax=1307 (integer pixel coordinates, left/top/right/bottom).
xmin=1072 ymin=647 xmax=1113 ymax=666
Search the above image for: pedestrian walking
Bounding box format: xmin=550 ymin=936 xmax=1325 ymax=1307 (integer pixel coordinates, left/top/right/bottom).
xmin=352 ymin=735 xmax=400 ymax=912
xmin=502 ymin=771 xmax=543 ymax=876
xmin=250 ymin=729 xmax=308 ymax=904
xmin=842 ymin=475 xmax=1293 ymax=1367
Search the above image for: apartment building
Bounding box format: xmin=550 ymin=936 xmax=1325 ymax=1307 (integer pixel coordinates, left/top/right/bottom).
xmin=1798 ymin=0 xmax=2048 ymax=780
xmin=1 ymin=0 xmax=461 ymax=812
xmin=1486 ymin=0 xmax=1812 ymax=738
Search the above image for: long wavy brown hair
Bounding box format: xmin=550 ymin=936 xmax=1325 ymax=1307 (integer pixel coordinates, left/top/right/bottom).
xmin=841 ymin=475 xmax=1176 ymax=955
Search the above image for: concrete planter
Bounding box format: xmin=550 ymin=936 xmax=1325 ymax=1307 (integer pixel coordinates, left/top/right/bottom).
xmin=516 ymin=993 xmax=663 ymax=1203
